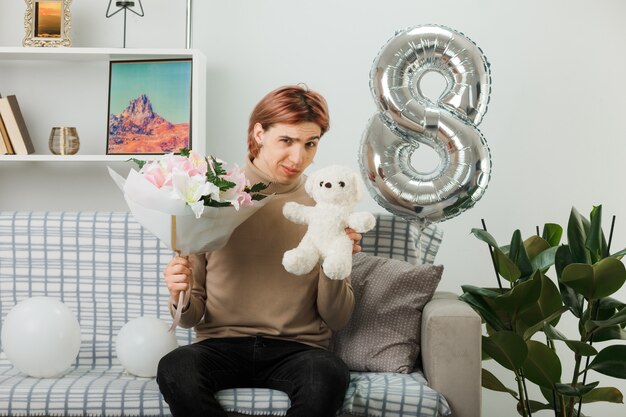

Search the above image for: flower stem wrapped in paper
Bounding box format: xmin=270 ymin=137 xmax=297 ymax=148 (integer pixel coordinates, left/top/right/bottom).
xmin=108 ymin=148 xmax=270 ymax=331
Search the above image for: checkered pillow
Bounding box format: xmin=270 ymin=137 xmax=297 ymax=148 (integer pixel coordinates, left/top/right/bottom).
xmin=360 ymin=214 xmax=443 ymax=265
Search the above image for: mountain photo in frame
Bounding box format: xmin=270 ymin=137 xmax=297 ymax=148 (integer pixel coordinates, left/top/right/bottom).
xmin=107 ymin=59 xmax=192 ymax=155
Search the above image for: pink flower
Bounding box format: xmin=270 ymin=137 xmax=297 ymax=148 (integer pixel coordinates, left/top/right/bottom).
xmin=141 ymin=160 xmax=171 ymax=188
xmin=221 ymin=164 xmax=253 ymax=210
xmin=134 ymin=150 xmax=266 ymax=213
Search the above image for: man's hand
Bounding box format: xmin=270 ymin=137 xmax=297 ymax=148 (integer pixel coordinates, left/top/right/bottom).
xmin=345 ymin=227 xmax=363 ymax=255
xmin=163 ymin=255 xmax=192 ymax=306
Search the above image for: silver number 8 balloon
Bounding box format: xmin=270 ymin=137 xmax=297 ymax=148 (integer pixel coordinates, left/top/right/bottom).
xmin=360 ymin=25 xmax=492 ymax=225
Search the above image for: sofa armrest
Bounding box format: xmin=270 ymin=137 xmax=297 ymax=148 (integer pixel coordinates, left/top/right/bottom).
xmin=421 ymin=291 xmax=481 ymax=417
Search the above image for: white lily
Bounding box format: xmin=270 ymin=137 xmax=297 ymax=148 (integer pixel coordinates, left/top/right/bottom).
xmin=170 ymin=171 xmax=220 ymax=218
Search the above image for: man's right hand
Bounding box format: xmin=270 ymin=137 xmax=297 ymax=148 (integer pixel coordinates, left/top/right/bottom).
xmin=163 ymin=255 xmax=192 ymax=306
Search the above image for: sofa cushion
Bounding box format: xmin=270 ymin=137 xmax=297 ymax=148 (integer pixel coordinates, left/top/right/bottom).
xmin=0 ymin=362 xmax=449 ymax=417
xmin=0 ymin=358 xmax=450 ymax=417
xmin=360 ymin=214 xmax=443 ymax=265
xmin=331 ymin=254 xmax=443 ymax=373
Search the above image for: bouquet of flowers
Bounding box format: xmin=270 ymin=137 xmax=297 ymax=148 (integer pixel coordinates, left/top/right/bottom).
xmin=108 ymin=148 xmax=271 ymax=330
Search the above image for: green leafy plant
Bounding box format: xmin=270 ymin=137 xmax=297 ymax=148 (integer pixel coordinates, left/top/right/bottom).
xmin=460 ymin=205 xmax=626 ymax=416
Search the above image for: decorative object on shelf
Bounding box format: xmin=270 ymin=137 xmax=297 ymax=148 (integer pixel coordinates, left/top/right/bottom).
xmin=460 ymin=205 xmax=626 ymax=417
xmin=107 ymin=59 xmax=192 ymax=155
xmin=1 ymin=296 xmax=81 ymax=378
xmin=105 ymin=0 xmax=144 ymax=48
xmin=23 ymin=0 xmax=72 ymax=47
xmin=48 ymin=126 xmax=80 ymax=155
xmin=0 ymin=115 xmax=15 ymax=155
xmin=0 ymin=94 xmax=35 ymax=155
xmin=185 ymin=0 xmax=193 ymax=48
xmin=360 ymin=25 xmax=492 ymax=227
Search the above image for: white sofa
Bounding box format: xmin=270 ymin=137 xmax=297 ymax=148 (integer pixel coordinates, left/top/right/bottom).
xmin=0 ymin=211 xmax=481 ymax=417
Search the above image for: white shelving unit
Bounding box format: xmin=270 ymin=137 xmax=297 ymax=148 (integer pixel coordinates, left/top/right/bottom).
xmin=0 ymin=47 xmax=206 ymax=162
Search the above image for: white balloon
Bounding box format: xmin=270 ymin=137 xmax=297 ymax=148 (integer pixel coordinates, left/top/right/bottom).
xmin=115 ymin=316 xmax=179 ymax=377
xmin=1 ymin=296 xmax=81 ymax=378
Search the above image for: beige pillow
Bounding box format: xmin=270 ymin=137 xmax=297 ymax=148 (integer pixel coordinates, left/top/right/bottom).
xmin=331 ymin=253 xmax=443 ymax=373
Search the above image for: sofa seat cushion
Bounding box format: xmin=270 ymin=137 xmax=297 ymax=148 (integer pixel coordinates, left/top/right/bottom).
xmin=0 ymin=363 xmax=169 ymax=417
xmin=0 ymin=360 xmax=449 ymax=417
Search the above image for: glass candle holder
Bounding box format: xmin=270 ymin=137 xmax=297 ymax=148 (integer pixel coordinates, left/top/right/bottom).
xmin=49 ymin=127 xmax=80 ymax=155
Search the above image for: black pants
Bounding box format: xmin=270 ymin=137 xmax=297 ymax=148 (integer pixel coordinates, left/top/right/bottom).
xmin=156 ymin=335 xmax=350 ymax=417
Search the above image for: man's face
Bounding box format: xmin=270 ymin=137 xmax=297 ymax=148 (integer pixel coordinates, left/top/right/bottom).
xmin=253 ymin=122 xmax=321 ymax=184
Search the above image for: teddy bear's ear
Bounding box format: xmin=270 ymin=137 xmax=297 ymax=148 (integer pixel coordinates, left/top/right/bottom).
xmin=352 ymin=172 xmax=365 ymax=201
xmin=304 ymin=173 xmax=316 ymax=196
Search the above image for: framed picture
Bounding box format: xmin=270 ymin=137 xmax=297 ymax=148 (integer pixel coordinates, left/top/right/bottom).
xmin=23 ymin=0 xmax=72 ymax=47
xmin=106 ymin=59 xmax=193 ymax=155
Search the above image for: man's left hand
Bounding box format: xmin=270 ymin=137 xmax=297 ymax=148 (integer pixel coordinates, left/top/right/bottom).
xmin=345 ymin=227 xmax=363 ymax=255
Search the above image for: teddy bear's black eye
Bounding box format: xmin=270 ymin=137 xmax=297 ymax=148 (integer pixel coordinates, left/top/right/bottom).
xmin=319 ymin=181 xmax=324 ymax=187
xmin=339 ymin=181 xmax=345 ymax=187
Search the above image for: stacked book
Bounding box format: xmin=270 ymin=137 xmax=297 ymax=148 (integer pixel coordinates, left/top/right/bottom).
xmin=0 ymin=94 xmax=35 ymax=155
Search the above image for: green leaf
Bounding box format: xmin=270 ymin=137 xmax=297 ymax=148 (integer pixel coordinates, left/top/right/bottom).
xmin=590 ymin=326 xmax=626 ymax=342
xmin=251 ymin=193 xmax=267 ymax=201
xmin=542 ymin=324 xmax=598 ymax=356
xmin=209 ymin=156 xmax=227 ymax=176
xmin=482 ymin=331 xmax=528 ymax=371
xmin=247 ymin=181 xmax=268 ymax=193
xmin=565 ymin=340 xmax=598 ymax=357
xmin=521 ymin=306 xmax=568 ymax=340
xmin=540 ymin=385 xmax=558 ymax=406
xmin=470 ymin=229 xmax=525 ymax=282
xmin=568 ymin=206 xmax=592 ymax=264
xmin=516 ymin=400 xmax=554 ymax=415
xmin=592 ymin=306 xmax=626 ymax=329
xmin=494 ymin=247 xmax=522 ymax=282
xmin=587 ymin=345 xmax=626 ymax=378
xmin=561 ymin=258 xmax=626 ymax=300
xmin=519 ymin=271 xmax=563 ymax=323
xmin=510 ymin=230 xmax=533 ymax=278
xmin=530 ymin=246 xmax=559 ymax=272
xmin=461 ymin=285 xmax=502 ymax=299
xmin=205 ymin=157 xmax=236 ymax=192
xmin=581 ymin=387 xmax=624 ymax=404
xmin=612 ymin=247 xmax=626 ymax=260
xmin=591 ymin=257 xmax=626 ymax=298
xmin=178 ymin=147 xmax=190 ymax=157
xmin=459 ymin=292 xmax=507 ymax=331
xmin=599 ymin=297 xmax=626 ymax=312
xmin=555 ymin=244 xmax=575 ymax=279
xmin=481 ymin=368 xmax=518 ymax=397
xmin=555 ymin=245 xmax=584 ymax=317
xmin=128 ymin=157 xmax=147 ymax=169
xmin=542 ymin=223 xmax=563 ymax=247
xmin=561 ymin=263 xmax=594 ymax=299
xmin=471 ymin=228 xmax=500 ymax=248
xmin=522 ymin=340 xmax=562 ymax=388
xmin=554 ymin=381 xmax=599 ymax=397
xmin=494 ymin=271 xmax=542 ymax=316
xmin=524 ymin=235 xmax=551 ymax=262
xmin=586 ymin=205 xmax=608 ymax=263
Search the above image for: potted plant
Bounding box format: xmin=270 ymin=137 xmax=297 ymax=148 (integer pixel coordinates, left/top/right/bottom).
xmin=460 ymin=205 xmax=626 ymax=416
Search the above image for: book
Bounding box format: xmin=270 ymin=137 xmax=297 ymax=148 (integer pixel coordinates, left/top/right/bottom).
xmin=0 ymin=95 xmax=35 ymax=155
xmin=0 ymin=113 xmax=15 ymax=155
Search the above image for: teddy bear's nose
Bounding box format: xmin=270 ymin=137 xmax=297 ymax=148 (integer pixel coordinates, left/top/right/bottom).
xmin=324 ymin=182 xmax=332 ymax=188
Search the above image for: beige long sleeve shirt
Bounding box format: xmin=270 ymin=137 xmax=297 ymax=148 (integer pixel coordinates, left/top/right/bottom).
xmin=171 ymin=159 xmax=355 ymax=349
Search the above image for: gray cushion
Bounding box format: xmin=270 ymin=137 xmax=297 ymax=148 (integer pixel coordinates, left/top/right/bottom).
xmin=332 ymin=253 xmax=443 ymax=373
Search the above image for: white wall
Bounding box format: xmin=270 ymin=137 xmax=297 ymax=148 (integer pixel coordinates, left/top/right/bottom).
xmin=1 ymin=1 xmax=626 ymax=415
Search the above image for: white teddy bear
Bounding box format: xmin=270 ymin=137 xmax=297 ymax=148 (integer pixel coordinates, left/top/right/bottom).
xmin=282 ymin=165 xmax=376 ymax=280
